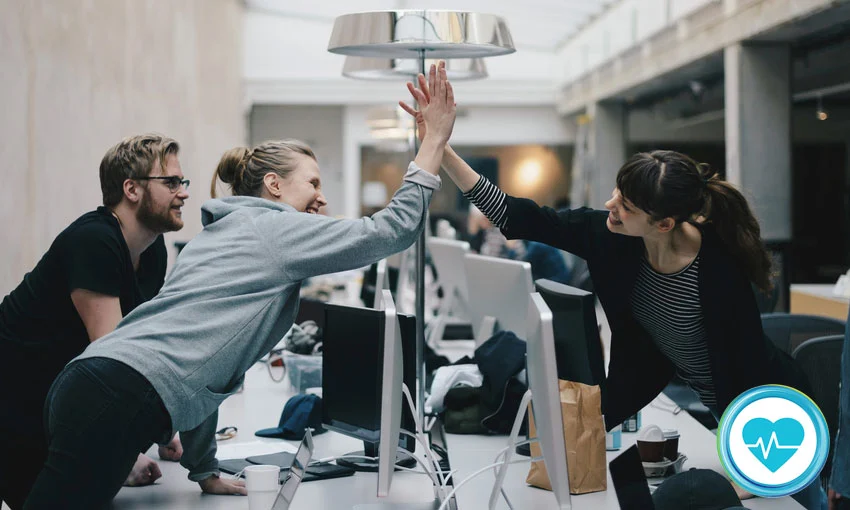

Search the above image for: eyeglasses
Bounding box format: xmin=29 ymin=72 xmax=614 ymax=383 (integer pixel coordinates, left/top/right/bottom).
xmin=136 ymin=176 xmax=190 ymax=192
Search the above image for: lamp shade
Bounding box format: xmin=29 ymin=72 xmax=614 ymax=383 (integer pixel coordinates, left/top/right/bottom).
xmin=343 ymin=56 xmax=487 ymax=81
xmin=328 ymin=10 xmax=515 ymax=59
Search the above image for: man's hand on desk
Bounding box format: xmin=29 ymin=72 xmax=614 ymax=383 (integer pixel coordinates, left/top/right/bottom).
xmin=157 ymin=434 xmax=183 ymax=461
xmin=199 ymin=474 xmax=248 ymax=496
xmin=124 ymin=453 xmax=163 ymax=486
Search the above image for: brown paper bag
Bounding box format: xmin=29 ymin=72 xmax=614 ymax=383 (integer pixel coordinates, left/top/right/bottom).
xmin=526 ymin=380 xmax=607 ymax=494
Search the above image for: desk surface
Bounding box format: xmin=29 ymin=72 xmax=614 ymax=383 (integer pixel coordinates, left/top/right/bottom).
xmin=113 ymin=364 xmax=436 ymax=510
xmin=445 ymin=401 xmax=803 ymax=509
xmin=109 ymin=365 xmax=803 ymax=510
xmin=791 ymin=284 xmax=848 ymax=301
xmin=790 ymin=283 xmax=850 ymax=321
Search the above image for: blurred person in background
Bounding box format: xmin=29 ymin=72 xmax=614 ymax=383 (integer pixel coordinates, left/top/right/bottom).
xmin=0 ymin=134 xmax=187 ymax=509
xmin=467 ymin=205 xmax=571 ymax=284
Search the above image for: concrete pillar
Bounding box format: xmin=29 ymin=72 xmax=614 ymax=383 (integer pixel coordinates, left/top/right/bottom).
xmin=587 ymin=101 xmax=627 ymax=209
xmin=724 ymin=43 xmax=792 ymax=242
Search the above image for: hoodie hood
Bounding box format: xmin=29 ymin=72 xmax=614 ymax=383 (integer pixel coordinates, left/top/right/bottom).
xmin=201 ymin=196 xmax=295 ymax=226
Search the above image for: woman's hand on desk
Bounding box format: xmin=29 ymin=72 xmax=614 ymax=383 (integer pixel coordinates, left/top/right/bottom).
xmin=199 ymin=474 xmax=247 ymax=496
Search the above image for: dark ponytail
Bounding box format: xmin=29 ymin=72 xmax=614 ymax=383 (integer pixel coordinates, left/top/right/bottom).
xmin=616 ymin=150 xmax=773 ymax=292
xmin=702 ymin=174 xmax=774 ymax=292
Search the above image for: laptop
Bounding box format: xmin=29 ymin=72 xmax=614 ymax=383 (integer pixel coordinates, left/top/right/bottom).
xmin=271 ymin=429 xmax=315 ymax=510
xmin=609 ymin=445 xmax=656 ymax=510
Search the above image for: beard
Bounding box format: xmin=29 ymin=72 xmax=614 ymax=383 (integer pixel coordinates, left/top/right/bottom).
xmin=137 ymin=193 xmax=183 ymax=233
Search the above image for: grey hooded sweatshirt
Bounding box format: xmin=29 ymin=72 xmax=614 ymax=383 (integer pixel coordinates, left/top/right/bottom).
xmin=75 ymin=162 xmax=439 ymax=481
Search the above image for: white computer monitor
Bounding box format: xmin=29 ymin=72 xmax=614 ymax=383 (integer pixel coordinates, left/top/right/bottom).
xmin=463 ymin=253 xmax=534 ymax=344
xmin=524 ymin=292 xmax=571 ymax=509
xmin=427 ymin=238 xmax=472 ymax=319
xmin=373 ymin=258 xmax=389 ymax=309
xmin=488 ymin=292 xmax=571 ymax=509
xmin=377 ymin=289 xmax=404 ymax=498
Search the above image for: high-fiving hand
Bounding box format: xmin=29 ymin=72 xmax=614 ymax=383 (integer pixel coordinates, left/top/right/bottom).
xmin=399 ymin=61 xmax=456 ymax=144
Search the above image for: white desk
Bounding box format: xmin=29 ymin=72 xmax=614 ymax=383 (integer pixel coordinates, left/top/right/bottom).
xmin=112 ymin=364 xmax=437 ymax=510
xmin=110 ymin=364 xmax=804 ymax=509
xmin=446 ymin=400 xmax=804 ymax=509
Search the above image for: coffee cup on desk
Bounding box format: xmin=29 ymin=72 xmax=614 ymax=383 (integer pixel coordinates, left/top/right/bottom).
xmin=245 ymin=464 xmax=280 ymax=510
xmin=636 ymin=424 xmax=666 ymax=462
xmin=662 ymin=429 xmax=680 ymax=461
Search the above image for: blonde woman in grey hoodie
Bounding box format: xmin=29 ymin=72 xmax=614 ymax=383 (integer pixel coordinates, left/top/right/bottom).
xmin=23 ymin=63 xmax=456 ymax=509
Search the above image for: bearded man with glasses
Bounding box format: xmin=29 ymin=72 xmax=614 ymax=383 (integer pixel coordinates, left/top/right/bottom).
xmin=0 ymin=133 xmax=189 ymax=509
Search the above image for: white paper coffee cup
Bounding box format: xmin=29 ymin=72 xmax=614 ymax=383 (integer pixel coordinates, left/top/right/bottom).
xmin=248 ymin=490 xmax=278 ymax=510
xmin=245 ymin=465 xmax=280 ymax=510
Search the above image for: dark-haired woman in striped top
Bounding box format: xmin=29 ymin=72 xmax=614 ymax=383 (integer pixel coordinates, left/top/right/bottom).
xmin=401 ymin=67 xmax=822 ymax=509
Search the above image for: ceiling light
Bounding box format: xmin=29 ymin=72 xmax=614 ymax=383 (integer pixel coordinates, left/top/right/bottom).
xmin=816 ymin=95 xmax=828 ymax=121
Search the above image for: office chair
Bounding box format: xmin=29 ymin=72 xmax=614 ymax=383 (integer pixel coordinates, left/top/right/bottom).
xmin=760 ymin=313 xmax=845 ymax=355
xmin=792 ymin=334 xmax=844 ymax=489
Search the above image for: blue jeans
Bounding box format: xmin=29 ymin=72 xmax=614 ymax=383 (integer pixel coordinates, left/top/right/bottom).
xmin=707 ymin=406 xmax=826 ymax=510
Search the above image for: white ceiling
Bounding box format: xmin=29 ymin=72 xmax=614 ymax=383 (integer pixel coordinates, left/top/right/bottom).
xmin=246 ymin=0 xmax=617 ymax=53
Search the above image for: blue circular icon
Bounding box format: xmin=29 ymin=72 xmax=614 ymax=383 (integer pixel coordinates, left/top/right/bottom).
xmin=717 ymin=385 xmax=829 ymax=498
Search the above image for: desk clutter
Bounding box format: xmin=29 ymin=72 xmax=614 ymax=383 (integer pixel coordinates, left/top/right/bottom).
xmin=220 ymin=454 xmax=355 ymax=484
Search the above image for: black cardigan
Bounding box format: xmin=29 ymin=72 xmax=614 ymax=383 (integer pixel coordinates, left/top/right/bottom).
xmin=500 ymin=198 xmax=808 ymax=430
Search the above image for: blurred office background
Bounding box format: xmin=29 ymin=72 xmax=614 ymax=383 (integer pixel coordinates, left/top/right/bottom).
xmin=4 ymin=0 xmax=850 ymax=304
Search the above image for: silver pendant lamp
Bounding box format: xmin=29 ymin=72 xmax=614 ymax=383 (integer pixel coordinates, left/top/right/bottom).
xmin=328 ymin=11 xmax=515 ymax=59
xmin=327 ymin=10 xmax=515 ymax=440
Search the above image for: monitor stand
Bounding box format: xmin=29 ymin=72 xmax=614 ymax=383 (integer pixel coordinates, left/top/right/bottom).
xmin=514 ymin=410 xmax=531 ymax=456
xmin=515 ymin=442 xmax=531 ymax=456
xmin=336 ymin=440 xmax=417 ymax=472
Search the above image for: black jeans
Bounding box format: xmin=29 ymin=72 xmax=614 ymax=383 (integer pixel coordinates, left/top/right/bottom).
xmin=24 ymin=357 xmax=172 ymax=510
xmin=0 ymin=433 xmax=46 ymax=510
xmin=0 ymin=339 xmax=84 ymax=509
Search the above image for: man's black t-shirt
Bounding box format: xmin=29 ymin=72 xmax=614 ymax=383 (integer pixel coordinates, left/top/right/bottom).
xmin=0 ymin=207 xmax=167 ymax=432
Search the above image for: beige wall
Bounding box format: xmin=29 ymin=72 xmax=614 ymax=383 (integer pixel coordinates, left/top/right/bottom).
xmin=0 ymin=0 xmax=245 ymax=295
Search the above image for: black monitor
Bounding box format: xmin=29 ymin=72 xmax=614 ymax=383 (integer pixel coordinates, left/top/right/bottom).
xmin=321 ymin=302 xmax=416 ymax=471
xmin=517 ymin=278 xmax=606 ymax=457
xmin=294 ymin=298 xmax=326 ymax=330
xmin=535 ymin=278 xmax=606 ymax=401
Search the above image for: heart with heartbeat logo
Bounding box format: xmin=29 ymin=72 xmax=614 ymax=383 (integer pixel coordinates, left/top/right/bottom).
xmin=741 ymin=417 xmax=805 ymax=472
